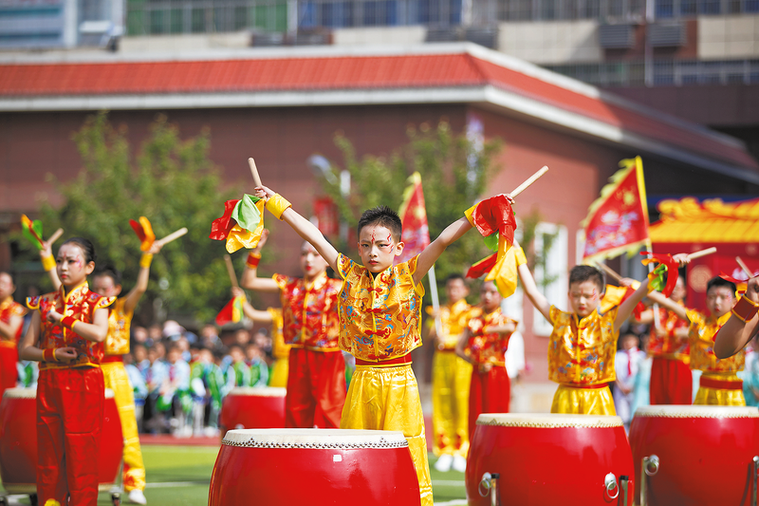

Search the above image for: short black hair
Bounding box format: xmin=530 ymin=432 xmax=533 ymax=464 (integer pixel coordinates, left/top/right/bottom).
xmin=61 ymin=237 xmax=96 ymax=264
xmin=445 ymin=273 xmax=466 ymax=285
xmin=94 ymin=264 xmax=122 ymax=285
xmin=357 ymin=206 xmax=403 ymax=243
xmin=707 ymin=276 xmax=736 ymax=295
xmin=569 ymin=265 xmax=605 ymax=292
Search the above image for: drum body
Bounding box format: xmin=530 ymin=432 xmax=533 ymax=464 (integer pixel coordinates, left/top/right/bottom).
xmin=209 ymin=429 xmax=421 ymax=506
xmin=630 ymin=405 xmax=759 ymax=506
xmin=219 ymin=387 xmax=286 ymax=437
xmin=0 ymin=387 xmax=124 ymax=494
xmin=466 ymin=413 xmax=634 ymax=506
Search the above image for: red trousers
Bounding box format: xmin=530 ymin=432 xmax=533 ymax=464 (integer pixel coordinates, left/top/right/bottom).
xmin=0 ymin=344 xmax=18 ymax=398
xmin=650 ymin=357 xmax=692 ymax=405
xmin=37 ymin=367 xmax=104 ymax=506
xmin=468 ymin=365 xmax=510 ymax=440
xmin=285 ymin=348 xmax=346 ymax=428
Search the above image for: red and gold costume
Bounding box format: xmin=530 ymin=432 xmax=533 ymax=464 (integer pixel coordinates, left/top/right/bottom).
xmin=273 ymin=271 xmax=345 ymax=428
xmin=648 ymin=305 xmax=692 ymax=405
xmin=337 ymin=253 xmax=432 ymax=506
xmin=267 ymin=308 xmax=289 ymax=388
xmin=27 ymin=282 xmax=114 ymax=506
xmin=548 ymin=305 xmax=618 ymax=415
xmin=687 ymin=309 xmax=745 ymax=406
xmin=426 ymin=300 xmax=479 ymax=458
xmin=465 ymin=308 xmax=516 ymax=439
xmin=0 ymin=296 xmax=26 ymax=396
xmin=101 ymin=297 xmax=146 ymax=493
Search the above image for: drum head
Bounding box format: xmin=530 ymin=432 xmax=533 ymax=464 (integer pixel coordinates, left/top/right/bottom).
xmin=222 ymin=429 xmax=409 ymax=448
xmin=2 ymin=388 xmax=36 ymax=399
xmin=227 ymin=387 xmax=287 ymax=397
xmin=634 ymin=405 xmax=759 ymax=418
xmin=476 ymin=413 xmax=624 ymax=428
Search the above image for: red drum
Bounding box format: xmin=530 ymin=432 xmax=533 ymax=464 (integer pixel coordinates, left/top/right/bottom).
xmin=209 ymin=429 xmax=421 ymax=506
xmin=466 ymin=413 xmax=634 ymax=506
xmin=219 ymin=387 xmax=286 ymax=437
xmin=630 ymin=405 xmax=759 ymax=506
xmin=0 ymin=387 xmax=124 ymax=494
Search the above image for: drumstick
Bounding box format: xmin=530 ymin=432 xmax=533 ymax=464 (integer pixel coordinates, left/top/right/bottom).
xmin=224 ymin=254 xmax=239 ymax=289
xmin=510 ymin=166 xmax=549 ymax=199
xmin=595 ymin=262 xmax=623 ymax=283
xmin=47 ymin=228 xmax=63 ymax=245
xmin=248 ymin=158 xmax=263 ymax=188
xmin=155 ymin=227 xmax=188 ymax=247
xmin=736 ymin=256 xmax=753 ymax=278
xmin=687 ymin=247 xmax=716 ymax=260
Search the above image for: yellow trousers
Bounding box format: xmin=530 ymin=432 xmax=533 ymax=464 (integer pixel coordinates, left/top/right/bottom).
xmin=340 ymin=364 xmax=433 ymax=506
xmin=431 ymin=351 xmax=471 ymax=457
xmin=269 ymin=357 xmax=289 ymax=388
xmin=101 ymin=361 xmax=146 ymax=492
xmin=694 ymin=372 xmax=746 ymax=406
xmin=551 ymin=384 xmax=616 ymax=415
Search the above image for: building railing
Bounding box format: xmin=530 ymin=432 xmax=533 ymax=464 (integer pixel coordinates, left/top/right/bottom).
xmin=544 ymin=58 xmax=759 ymax=86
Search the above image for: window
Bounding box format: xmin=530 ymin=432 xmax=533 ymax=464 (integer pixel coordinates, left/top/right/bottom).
xmin=532 ymin=222 xmax=568 ymax=336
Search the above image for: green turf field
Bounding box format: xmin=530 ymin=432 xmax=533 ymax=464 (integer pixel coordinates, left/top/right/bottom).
xmin=1 ymin=447 xmax=467 ymax=505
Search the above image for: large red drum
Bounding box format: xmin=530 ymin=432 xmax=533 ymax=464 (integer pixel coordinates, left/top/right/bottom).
xmin=209 ymin=429 xmax=421 ymax=506
xmin=0 ymin=387 xmax=124 ymax=494
xmin=466 ymin=413 xmax=634 ymax=506
xmin=630 ymin=405 xmax=759 ymax=506
xmin=219 ymin=387 xmax=285 ymax=437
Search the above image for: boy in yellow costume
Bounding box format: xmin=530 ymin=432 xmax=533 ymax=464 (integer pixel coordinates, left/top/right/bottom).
xmin=254 ymin=184 xmax=485 ymax=506
xmin=426 ymin=274 xmax=480 ymax=473
xmin=652 ymin=276 xmax=745 ymax=406
xmin=517 ymin=258 xmax=687 ymax=415
xmin=91 ymin=242 xmax=162 ymax=505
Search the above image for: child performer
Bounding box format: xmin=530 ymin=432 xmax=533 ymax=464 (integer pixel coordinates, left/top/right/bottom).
xmin=230 ymin=286 xmax=289 ymax=387
xmin=636 ymin=275 xmax=691 ymax=404
xmin=650 ymin=277 xmax=745 ymax=405
xmin=0 ymin=272 xmax=26 ymax=397
xmin=91 ymin=241 xmax=162 ymax=505
xmin=517 ymin=256 xmax=687 ymax=415
xmin=254 ymin=185 xmax=484 ymax=506
xmin=714 ymin=275 xmax=759 ymax=360
xmin=19 ymin=238 xmax=115 ymax=506
xmin=455 ymin=280 xmax=517 ymax=439
xmin=240 ymin=229 xmax=345 ymax=428
xmin=426 ymin=274 xmax=480 ymax=473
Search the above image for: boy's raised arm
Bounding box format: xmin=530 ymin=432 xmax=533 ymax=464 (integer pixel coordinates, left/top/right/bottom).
xmin=254 ymin=186 xmax=340 ymax=272
xmin=646 ymin=291 xmax=689 ymax=322
xmin=414 ymin=217 xmax=472 ymax=286
xmin=516 ymin=262 xmax=552 ymax=323
xmin=714 ymin=276 xmax=759 ymax=359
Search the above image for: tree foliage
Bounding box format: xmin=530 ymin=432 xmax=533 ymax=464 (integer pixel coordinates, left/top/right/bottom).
xmin=37 ymin=112 xmax=237 ymax=324
xmin=317 ymin=121 xmax=502 ymax=302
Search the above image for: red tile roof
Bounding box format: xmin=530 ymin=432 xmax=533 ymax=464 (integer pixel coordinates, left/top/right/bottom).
xmin=0 ymin=49 xmax=756 ymax=171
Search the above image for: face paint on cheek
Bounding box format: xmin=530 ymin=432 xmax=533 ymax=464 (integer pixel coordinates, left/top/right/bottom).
xmin=591 ymin=289 xmax=597 ymax=301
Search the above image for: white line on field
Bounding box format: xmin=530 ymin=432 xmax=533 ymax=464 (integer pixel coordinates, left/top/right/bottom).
xmin=145 ymin=480 xmax=210 ymax=488
xmin=432 ymin=480 xmax=465 ymax=486
xmin=433 ymin=500 xmax=468 ymax=506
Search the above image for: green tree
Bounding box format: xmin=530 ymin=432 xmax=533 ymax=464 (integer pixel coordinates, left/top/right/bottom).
xmin=36 ymin=112 xmax=237 ymax=324
xmin=316 ymin=121 xmax=502 ymax=302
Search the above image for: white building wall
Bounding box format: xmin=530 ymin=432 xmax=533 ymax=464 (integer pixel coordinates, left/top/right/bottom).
xmin=498 ymin=20 xmax=602 ymax=65
xmin=698 ymin=14 xmax=759 ymax=60
xmin=332 ymin=25 xmax=426 ymax=46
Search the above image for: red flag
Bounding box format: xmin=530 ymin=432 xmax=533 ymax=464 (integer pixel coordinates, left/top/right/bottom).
xmin=467 ymin=253 xmax=498 ymax=279
xmin=209 ymin=199 xmax=240 ymax=241
xmin=582 ymin=156 xmax=650 ymax=262
xmin=396 ymin=172 xmax=430 ymax=264
xmin=215 ymin=295 xmax=245 ymax=326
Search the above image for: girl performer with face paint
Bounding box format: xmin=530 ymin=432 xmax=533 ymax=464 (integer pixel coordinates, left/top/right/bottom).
xmin=19 ymin=238 xmax=115 ymax=506
xmin=240 ymin=229 xmax=346 ymax=428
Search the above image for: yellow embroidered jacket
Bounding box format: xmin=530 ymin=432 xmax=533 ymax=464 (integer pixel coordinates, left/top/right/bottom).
xmin=548 ymin=305 xmax=618 ymax=386
xmin=105 ymin=297 xmax=132 ymax=356
xmin=267 ymin=307 xmax=290 ymax=360
xmin=27 ymin=282 xmax=115 ymax=370
xmin=426 ymin=299 xmax=481 ymax=350
xmin=336 ymin=253 xmax=424 ymax=361
xmin=687 ymin=309 xmax=744 ymax=373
